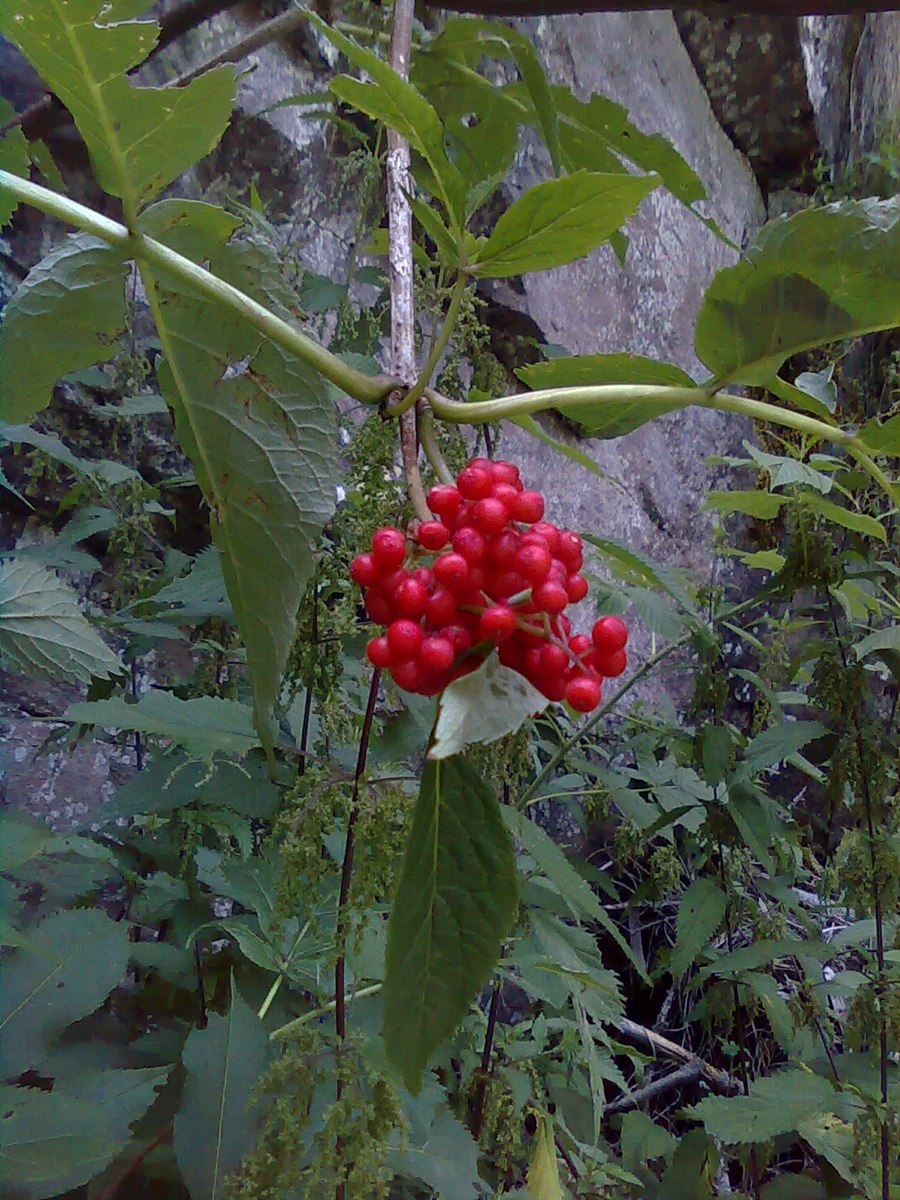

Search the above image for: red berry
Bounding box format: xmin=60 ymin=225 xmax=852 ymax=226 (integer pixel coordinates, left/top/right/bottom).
xmin=416 ymin=520 xmax=450 ymax=551
xmin=472 ymin=497 xmax=510 ymax=535
xmin=424 ymin=587 xmax=458 ymax=628
xmin=490 ymin=460 xmax=521 ymax=486
xmin=365 ymin=591 xmax=392 ymax=625
xmin=433 ymin=552 xmax=470 ymax=590
xmin=387 ymin=618 xmax=423 ymax=660
xmin=592 ymin=615 xmax=628 ymax=653
xmin=569 ymin=634 xmax=591 ymax=657
xmin=556 ymin=531 xmax=583 ymax=571
xmin=487 ymin=530 xmax=521 ymax=570
xmin=516 ymin=541 xmax=552 ymax=584
xmin=452 ymin=526 xmax=487 ymax=565
xmin=371 ymin=526 xmax=407 ymax=568
xmin=444 ymin=625 xmax=473 ymax=655
xmin=391 ymin=659 xmax=422 ymax=692
xmin=420 ymin=635 xmax=455 ymax=672
xmin=511 ymin=490 xmax=544 ymax=524
xmin=426 ymin=485 xmax=462 ymax=522
xmin=490 ymin=570 xmax=529 ymax=601
xmin=350 ymin=553 xmax=379 ymax=587
xmin=457 ymin=466 xmax=493 ymax=500
xmin=395 ymin=576 xmax=429 ymax=618
xmin=491 ymin=482 xmax=520 ymax=508
xmin=539 ymin=675 xmax=567 ymax=702
xmin=594 ymin=648 xmax=627 ymax=678
xmin=565 ymin=676 xmax=602 ymax=712
xmin=566 ymin=574 xmax=589 ymax=602
xmin=538 ymin=643 xmax=569 ymax=676
xmin=460 ymin=566 xmax=488 ymax=600
xmin=533 ymin=579 xmax=569 ymax=614
xmin=530 ymin=521 xmax=560 ymax=552
xmin=366 ymin=636 xmax=392 ymax=668
xmin=479 ymin=604 xmax=517 ymax=643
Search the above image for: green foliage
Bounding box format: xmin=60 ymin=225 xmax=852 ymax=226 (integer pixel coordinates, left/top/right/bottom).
xmin=66 ymin=692 xmax=260 ymax=759
xmin=431 ymin=656 xmax=548 ymax=760
xmin=383 ymin=756 xmax=518 ymax=1091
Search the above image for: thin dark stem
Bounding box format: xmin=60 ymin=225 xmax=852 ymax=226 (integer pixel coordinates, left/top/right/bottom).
xmin=193 ymin=941 xmax=208 ymax=1029
xmin=131 ymin=660 xmax=144 ymax=772
xmin=334 ymin=666 xmax=381 ymax=1200
xmin=298 ymin=581 xmax=318 ymax=778
xmin=470 ymin=981 xmax=502 ymax=1140
xmin=826 ymin=597 xmax=891 ymax=1200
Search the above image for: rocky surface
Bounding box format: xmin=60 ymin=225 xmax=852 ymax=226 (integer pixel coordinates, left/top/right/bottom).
xmin=1 ymin=6 xmax=896 ymax=822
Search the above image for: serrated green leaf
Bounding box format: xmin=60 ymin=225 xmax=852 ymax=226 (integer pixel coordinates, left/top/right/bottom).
xmin=0 ymin=1068 xmax=167 ymax=1199
xmin=390 ymin=1107 xmax=482 ymax=1200
xmin=660 ymin=1129 xmax=717 ymax=1198
xmin=517 ymin=354 xmax=696 ymax=438
xmin=384 ymin=757 xmax=518 ymax=1092
xmin=704 ymin=490 xmax=786 ymax=519
xmin=0 ymin=557 xmax=124 ymax=683
xmin=801 ymin=493 xmax=887 ymax=542
xmin=859 ymin=411 xmax=900 ymax=456
xmin=174 ymin=983 xmax=270 ymax=1200
xmin=66 ymin=692 xmax=259 ymax=759
xmin=0 ymin=909 xmax=131 ymax=1075
xmin=509 ymin=413 xmax=607 ymax=475
xmin=671 ymin=878 xmax=726 ymax=978
xmin=687 ymin=1069 xmax=836 ymax=1143
xmin=0 ymin=99 xmax=30 ymax=226
xmin=583 ymin=533 xmax=696 ymax=610
xmin=137 ymin=199 xmax=338 ymax=753
xmin=0 ymin=235 xmax=129 ymax=423
xmin=310 ymin=13 xmax=463 ymax=223
xmin=851 ymin=624 xmax=900 ymax=662
xmin=620 ymin=1111 xmax=676 ymax=1172
xmin=743 ymin=720 xmax=827 ymax=773
xmin=470 ymin=171 xmax=657 ymax=278
xmin=430 ymin=656 xmax=547 ymax=760
xmin=0 ymin=811 xmax=54 ymax=873
xmin=698 ymin=937 xmax=826 ymax=983
xmin=696 ymin=198 xmax=900 ymax=386
xmin=0 ymin=0 xmax=235 ymax=210
xmin=526 ymin=1111 xmax=564 ymax=1200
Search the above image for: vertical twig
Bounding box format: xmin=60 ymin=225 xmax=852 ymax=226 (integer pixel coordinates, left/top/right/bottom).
xmin=334 ymin=667 xmax=381 ymax=1199
xmin=826 ymin=598 xmax=891 ymax=1200
xmin=471 ymin=980 xmax=502 ymax=1139
xmin=386 ymin=0 xmax=429 ymax=522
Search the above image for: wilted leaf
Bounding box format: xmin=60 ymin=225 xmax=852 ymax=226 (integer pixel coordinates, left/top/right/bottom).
xmin=66 ymin=692 xmax=259 ymax=759
xmin=687 ymin=1069 xmax=836 ymax=1143
xmin=430 ymin=655 xmax=547 ymax=760
xmin=174 ymin=984 xmax=270 ymax=1200
xmin=526 ymin=1111 xmax=564 ymax=1200
xmin=0 ymin=909 xmax=131 ymax=1076
xmin=0 ymin=236 xmax=128 ymax=423
xmin=0 ymin=557 xmax=124 ymax=683
xmin=0 ymin=1068 xmax=167 ymax=1199
xmin=671 ymin=877 xmax=727 ymax=978
xmin=696 ymin=198 xmax=900 ymax=386
xmin=0 ymin=0 xmax=235 ymax=209
xmin=384 ymin=757 xmax=518 ymax=1092
xmin=470 ymin=171 xmax=657 ymax=278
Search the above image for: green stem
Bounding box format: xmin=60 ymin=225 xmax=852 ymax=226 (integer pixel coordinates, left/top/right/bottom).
xmin=697 ymin=392 xmax=856 ymax=446
xmin=427 ymin=383 xmax=701 ymax=425
xmin=387 ymin=274 xmax=468 ymax=418
xmin=269 ymin=983 xmax=383 ymax=1041
xmin=257 ymin=974 xmax=283 ymax=1020
xmin=0 ymin=170 xmax=396 ymax=406
xmin=418 ymin=404 xmax=455 ymax=484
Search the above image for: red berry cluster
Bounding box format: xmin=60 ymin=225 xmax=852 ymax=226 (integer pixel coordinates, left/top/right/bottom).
xmin=350 ymin=459 xmax=629 ymax=712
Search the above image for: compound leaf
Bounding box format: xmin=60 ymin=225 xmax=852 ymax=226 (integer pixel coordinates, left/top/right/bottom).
xmin=384 ymin=757 xmax=518 ymax=1092
xmin=470 ymin=170 xmax=657 ymax=278
xmin=0 ymin=557 xmax=124 ymax=684
xmin=0 ymin=235 xmax=128 ymax=423
xmin=696 ymin=198 xmax=900 ymax=386
xmin=174 ymin=984 xmax=270 ymax=1200
xmin=0 ymin=0 xmax=235 ymax=210
xmin=0 ymin=909 xmax=131 ymax=1076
